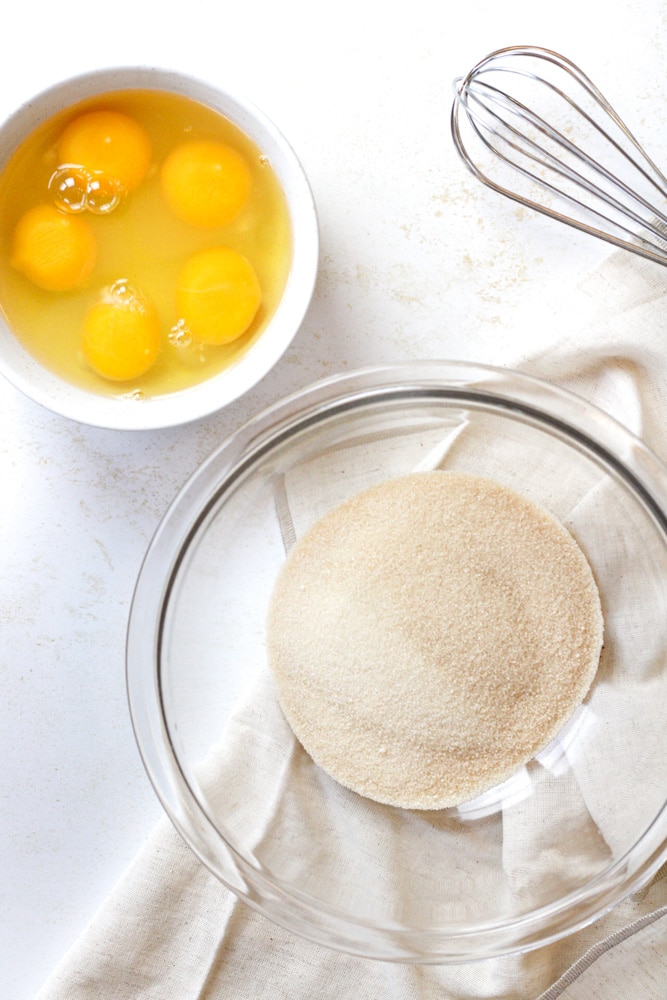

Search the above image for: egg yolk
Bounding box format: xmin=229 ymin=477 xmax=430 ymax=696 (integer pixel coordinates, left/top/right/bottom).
xmin=82 ymin=282 xmax=160 ymax=381
xmin=175 ymin=246 xmax=262 ymax=345
xmin=10 ymin=203 xmax=96 ymax=291
xmin=160 ymin=140 xmax=251 ymax=228
xmin=57 ymin=111 xmax=152 ymax=193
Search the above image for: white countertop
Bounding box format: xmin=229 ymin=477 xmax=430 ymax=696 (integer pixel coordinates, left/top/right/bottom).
xmin=2 ymin=2 xmax=665 ymax=996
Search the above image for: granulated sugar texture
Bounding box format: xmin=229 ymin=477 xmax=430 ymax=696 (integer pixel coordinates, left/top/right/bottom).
xmin=266 ymin=471 xmax=603 ymax=810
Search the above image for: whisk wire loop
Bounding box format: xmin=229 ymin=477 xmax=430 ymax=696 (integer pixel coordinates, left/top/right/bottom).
xmin=461 ymin=80 xmax=667 ymax=251
xmin=466 ymin=72 xmax=667 ymax=221
xmin=451 ymin=46 xmax=667 ymax=265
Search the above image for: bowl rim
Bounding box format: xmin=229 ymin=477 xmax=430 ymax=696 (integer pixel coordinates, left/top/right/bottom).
xmin=126 ymin=359 xmax=667 ymax=962
xmin=0 ymin=65 xmax=319 ymax=430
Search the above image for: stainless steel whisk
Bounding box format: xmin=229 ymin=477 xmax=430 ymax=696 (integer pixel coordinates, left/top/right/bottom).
xmin=451 ymin=45 xmax=667 ymax=265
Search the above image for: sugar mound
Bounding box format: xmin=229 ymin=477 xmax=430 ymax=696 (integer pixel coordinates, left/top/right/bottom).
xmin=267 ymin=471 xmax=603 ymax=810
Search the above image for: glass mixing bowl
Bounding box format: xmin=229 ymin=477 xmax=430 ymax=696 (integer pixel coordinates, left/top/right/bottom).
xmin=126 ymin=360 xmax=667 ymax=963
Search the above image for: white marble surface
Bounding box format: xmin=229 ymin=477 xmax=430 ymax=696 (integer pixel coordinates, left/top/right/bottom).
xmin=1 ymin=2 xmax=665 ymax=997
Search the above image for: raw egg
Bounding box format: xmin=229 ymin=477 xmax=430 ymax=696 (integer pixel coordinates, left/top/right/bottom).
xmin=10 ymin=203 xmax=96 ymax=291
xmin=57 ymin=110 xmax=152 ymax=193
xmin=82 ymin=280 xmax=160 ymax=381
xmin=175 ymin=246 xmax=262 ymax=345
xmin=0 ymin=89 xmax=292 ymax=396
xmin=161 ymin=140 xmax=251 ymax=228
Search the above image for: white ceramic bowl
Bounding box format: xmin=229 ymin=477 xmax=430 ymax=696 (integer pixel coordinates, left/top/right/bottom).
xmin=0 ymin=68 xmax=318 ymax=430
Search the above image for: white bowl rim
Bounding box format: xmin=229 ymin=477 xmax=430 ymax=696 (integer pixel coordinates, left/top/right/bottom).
xmin=0 ymin=65 xmax=319 ymax=430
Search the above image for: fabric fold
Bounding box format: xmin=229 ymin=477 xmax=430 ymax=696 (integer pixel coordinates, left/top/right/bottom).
xmin=35 ymin=247 xmax=667 ymax=1000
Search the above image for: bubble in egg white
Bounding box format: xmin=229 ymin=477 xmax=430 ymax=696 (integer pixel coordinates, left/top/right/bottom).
xmin=85 ymin=174 xmax=124 ymax=215
xmin=103 ymin=278 xmax=146 ymax=311
xmin=48 ymin=164 xmax=124 ymax=215
xmin=168 ymin=318 xmax=193 ymax=347
xmin=48 ymin=165 xmax=88 ymax=213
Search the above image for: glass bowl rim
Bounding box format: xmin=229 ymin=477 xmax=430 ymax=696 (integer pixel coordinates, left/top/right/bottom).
xmin=126 ymin=359 xmax=667 ymax=962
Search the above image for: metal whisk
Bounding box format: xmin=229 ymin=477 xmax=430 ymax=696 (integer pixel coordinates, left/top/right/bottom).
xmin=451 ymin=45 xmax=667 ymax=265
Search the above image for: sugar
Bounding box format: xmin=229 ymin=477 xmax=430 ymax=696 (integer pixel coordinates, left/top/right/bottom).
xmin=266 ymin=470 xmax=604 ymax=810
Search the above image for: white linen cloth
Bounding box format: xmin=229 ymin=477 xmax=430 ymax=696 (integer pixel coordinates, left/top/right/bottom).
xmin=35 ymin=247 xmax=667 ymax=999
